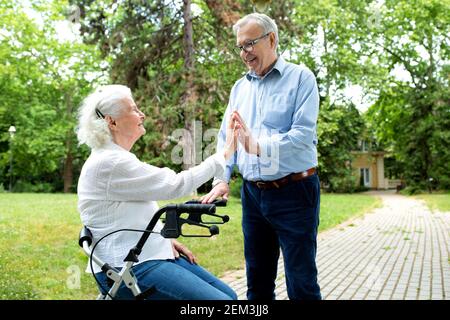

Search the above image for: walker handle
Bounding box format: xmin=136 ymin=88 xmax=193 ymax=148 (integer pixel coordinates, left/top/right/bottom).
xmin=176 ymin=203 xmax=216 ymax=214
xmin=185 ymin=198 xmax=228 ymax=207
xmin=78 ymin=226 xmax=93 ymax=247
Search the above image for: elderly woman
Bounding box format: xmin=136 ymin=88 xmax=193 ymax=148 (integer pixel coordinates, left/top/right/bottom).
xmin=76 ymin=84 xmax=238 ymax=300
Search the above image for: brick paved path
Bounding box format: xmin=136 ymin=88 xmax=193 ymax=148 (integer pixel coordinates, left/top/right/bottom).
xmin=222 ymin=191 xmax=450 ymax=300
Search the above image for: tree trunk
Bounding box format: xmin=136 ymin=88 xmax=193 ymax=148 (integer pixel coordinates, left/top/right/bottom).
xmin=63 ymin=92 xmax=74 ymax=193
xmin=204 ymin=0 xmax=241 ymax=26
xmin=63 ymin=143 xmax=73 ymax=193
xmin=182 ymin=0 xmax=197 ymax=173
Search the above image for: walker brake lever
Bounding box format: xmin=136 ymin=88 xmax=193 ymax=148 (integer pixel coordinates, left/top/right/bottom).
xmin=160 ymin=207 xmax=221 ymax=238
xmin=184 ymin=199 xmax=229 ymax=224
xmin=177 ymin=217 xmax=219 ymax=237
xmin=186 ymin=212 xmax=229 ymax=225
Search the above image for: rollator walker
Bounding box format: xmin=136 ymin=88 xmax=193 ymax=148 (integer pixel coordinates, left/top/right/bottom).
xmin=78 ymin=199 xmax=229 ymax=300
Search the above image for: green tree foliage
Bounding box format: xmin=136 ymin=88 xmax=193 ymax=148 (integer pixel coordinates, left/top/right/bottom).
xmin=1 ymin=0 xmax=447 ymax=193
xmin=72 ymin=0 xmax=247 ymax=170
xmin=317 ymin=100 xmax=365 ymax=192
xmin=365 ymin=0 xmax=450 ymax=190
xmin=0 ymin=0 xmax=104 ymax=192
xmin=73 ymin=0 xmax=368 ymax=193
xmin=284 ymin=0 xmax=371 ymax=192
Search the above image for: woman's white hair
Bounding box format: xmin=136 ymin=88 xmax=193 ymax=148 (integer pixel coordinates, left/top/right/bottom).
xmin=76 ymin=84 xmax=132 ymax=149
xmin=232 ymin=13 xmax=279 ymax=49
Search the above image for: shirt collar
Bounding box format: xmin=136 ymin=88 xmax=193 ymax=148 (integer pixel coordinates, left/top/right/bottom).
xmin=245 ymin=56 xmax=287 ymax=81
xmin=96 ymin=140 xmax=129 ymax=153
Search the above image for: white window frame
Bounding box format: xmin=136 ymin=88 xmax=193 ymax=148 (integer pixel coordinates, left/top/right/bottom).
xmin=360 ymin=168 xmax=370 ymax=187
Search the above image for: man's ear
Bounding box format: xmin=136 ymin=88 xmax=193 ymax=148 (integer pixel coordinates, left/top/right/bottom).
xmin=269 ymin=32 xmax=276 ymax=49
xmin=105 ymin=115 xmax=117 ymax=131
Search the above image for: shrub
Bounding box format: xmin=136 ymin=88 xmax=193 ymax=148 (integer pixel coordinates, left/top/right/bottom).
xmin=229 ymin=175 xmax=243 ymax=199
xmin=13 ymin=181 xmax=55 ymax=193
xmin=401 ymin=185 xmax=425 ymax=195
xmin=328 ymin=175 xmax=358 ymax=193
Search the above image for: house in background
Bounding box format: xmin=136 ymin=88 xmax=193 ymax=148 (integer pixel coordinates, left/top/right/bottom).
xmin=351 ymin=140 xmax=390 ymax=190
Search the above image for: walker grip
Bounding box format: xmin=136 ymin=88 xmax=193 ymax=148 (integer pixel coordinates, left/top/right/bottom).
xmin=176 ymin=203 xmax=216 ymax=214
xmin=78 ymin=226 xmax=93 ymax=247
xmin=185 ymin=198 xmax=228 ymax=207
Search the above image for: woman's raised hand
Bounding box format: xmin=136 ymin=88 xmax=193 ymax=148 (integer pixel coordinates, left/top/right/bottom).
xmin=232 ymin=111 xmax=260 ymax=156
xmin=223 ymin=114 xmax=239 ymax=160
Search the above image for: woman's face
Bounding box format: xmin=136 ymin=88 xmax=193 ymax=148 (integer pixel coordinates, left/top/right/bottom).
xmin=112 ymin=97 xmax=146 ymax=147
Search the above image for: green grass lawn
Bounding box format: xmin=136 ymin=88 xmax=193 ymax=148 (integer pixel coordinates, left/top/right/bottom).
xmin=414 ymin=192 xmax=450 ymax=212
xmin=0 ymin=192 xmax=380 ymax=300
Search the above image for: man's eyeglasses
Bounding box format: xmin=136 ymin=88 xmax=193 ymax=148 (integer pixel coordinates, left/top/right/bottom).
xmin=234 ymin=33 xmax=270 ymax=55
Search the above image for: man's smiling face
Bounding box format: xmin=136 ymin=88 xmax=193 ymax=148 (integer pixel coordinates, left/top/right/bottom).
xmin=236 ymin=22 xmax=277 ymax=77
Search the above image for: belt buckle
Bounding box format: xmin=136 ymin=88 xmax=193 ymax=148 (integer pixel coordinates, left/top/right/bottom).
xmin=256 ymin=181 xmax=266 ymax=189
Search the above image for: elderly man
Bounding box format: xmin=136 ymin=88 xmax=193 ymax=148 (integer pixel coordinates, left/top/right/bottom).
xmin=201 ymin=13 xmax=321 ymax=300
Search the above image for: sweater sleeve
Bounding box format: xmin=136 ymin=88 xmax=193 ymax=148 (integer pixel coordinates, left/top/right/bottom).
xmin=106 ymin=153 xmax=226 ymax=201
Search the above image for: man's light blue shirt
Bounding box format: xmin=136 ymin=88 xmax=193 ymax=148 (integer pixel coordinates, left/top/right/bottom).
xmin=215 ymin=56 xmax=319 ymax=182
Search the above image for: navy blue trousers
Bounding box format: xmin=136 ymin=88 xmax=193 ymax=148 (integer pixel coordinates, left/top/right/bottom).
xmin=241 ymin=174 xmax=321 ymax=300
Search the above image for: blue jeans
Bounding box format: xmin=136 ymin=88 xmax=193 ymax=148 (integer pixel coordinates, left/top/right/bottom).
xmin=242 ymin=174 xmax=321 ymax=300
xmin=95 ymin=256 xmax=237 ymax=300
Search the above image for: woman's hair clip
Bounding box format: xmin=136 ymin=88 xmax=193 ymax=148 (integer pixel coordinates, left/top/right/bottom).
xmin=95 ymin=108 xmax=105 ymax=119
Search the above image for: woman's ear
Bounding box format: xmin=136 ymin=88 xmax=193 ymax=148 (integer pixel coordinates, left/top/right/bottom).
xmin=105 ymin=115 xmax=117 ymax=131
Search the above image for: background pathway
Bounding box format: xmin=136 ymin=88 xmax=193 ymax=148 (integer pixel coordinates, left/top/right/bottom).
xmin=221 ymin=190 xmax=450 ymax=300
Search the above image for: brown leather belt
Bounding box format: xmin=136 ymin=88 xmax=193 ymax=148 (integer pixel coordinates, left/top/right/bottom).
xmin=250 ymin=168 xmax=316 ymax=190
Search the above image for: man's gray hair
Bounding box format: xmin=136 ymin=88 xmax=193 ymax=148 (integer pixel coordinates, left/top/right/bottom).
xmin=76 ymin=84 xmax=132 ymax=149
xmin=232 ymin=13 xmax=279 ymax=49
